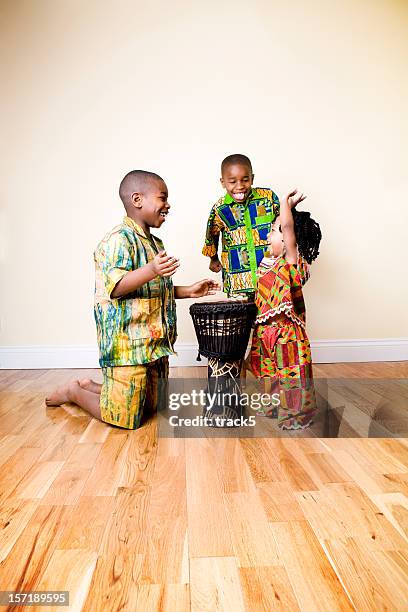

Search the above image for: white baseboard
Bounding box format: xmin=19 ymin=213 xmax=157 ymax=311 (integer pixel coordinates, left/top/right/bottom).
xmin=0 ymin=339 xmax=407 ymax=369
xmin=0 ymin=343 xmax=201 ymax=370
xmin=311 ymin=338 xmax=408 ymax=364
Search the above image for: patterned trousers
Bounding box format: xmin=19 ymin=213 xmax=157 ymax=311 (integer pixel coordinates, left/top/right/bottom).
xmin=100 ymin=357 xmax=169 ymax=429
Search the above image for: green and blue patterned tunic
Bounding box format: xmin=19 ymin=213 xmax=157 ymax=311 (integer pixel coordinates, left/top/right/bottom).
xmin=202 ymin=188 xmax=280 ymax=296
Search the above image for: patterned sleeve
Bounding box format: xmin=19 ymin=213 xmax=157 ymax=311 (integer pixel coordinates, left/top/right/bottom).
xmin=255 ymin=256 xmax=306 ymax=327
xmin=296 ymin=254 xmax=310 ymax=286
xmin=101 ymin=232 xmax=136 ymax=297
xmin=202 ymin=201 xmax=224 ymax=258
xmin=271 ymin=189 xmax=280 ymax=217
xmin=288 ymin=258 xmax=307 ymax=324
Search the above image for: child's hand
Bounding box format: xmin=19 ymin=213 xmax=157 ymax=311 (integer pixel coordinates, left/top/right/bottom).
xmin=285 ymin=189 xmax=307 ymax=209
xmin=151 ymin=251 xmax=180 ymax=277
xmin=189 ymin=279 xmax=221 ymax=298
xmin=209 ymin=256 xmax=222 ymax=273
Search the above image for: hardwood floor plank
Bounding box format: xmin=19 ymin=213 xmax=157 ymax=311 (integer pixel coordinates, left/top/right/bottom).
xmin=325 ymin=537 xmax=408 ymax=610
xmin=298 ymin=482 xmax=408 ymax=551
xmin=34 ymin=548 xmax=97 ymax=612
xmin=0 ymin=446 xmax=45 ymax=504
xmin=349 ymin=439 xmax=408 ymax=474
xmin=82 ymin=553 xmax=140 ymax=611
xmin=223 ymin=491 xmax=281 ymax=567
xmin=156 ymin=436 xmax=186 ymax=457
xmin=17 ymin=406 xmax=68 ymax=445
xmin=0 ymin=504 xmax=73 ymax=592
xmin=212 ymin=438 xmax=257 ymax=494
xmin=58 ymin=496 xmax=115 ymax=551
xmin=267 ymin=440 xmax=320 ymax=492
xmin=0 ymin=434 xmax=27 ymax=468
xmin=186 ymin=439 xmax=234 ymax=558
xmin=80 ymin=432 xmax=129 ymax=497
xmin=83 ymin=486 xmax=150 ymax=609
xmin=330 ymin=449 xmax=401 ymax=495
xmin=239 ymin=566 xmax=300 ymax=611
xmin=271 ymin=521 xmax=354 ymax=611
xmin=382 ymin=472 xmax=408 ymax=496
xmin=300 ymin=452 xmax=353 ymax=485
xmin=119 ymin=419 xmax=158 ymax=488
xmin=39 ymin=429 xmax=88 ymax=463
xmin=369 ymin=492 xmax=408 ymax=543
xmin=40 ymin=467 xmax=92 ymax=506
xmin=190 ymin=557 xmax=246 ymax=612
xmin=239 ymin=438 xmax=283 ymax=484
xmin=257 ymin=481 xmax=305 ymax=522
xmin=136 ymin=584 xmax=190 ymax=611
xmin=78 ymin=418 xmax=110 ymax=444
xmin=0 ymin=499 xmax=39 ymax=563
xmin=64 ymin=442 xmax=103 ymax=470
xmin=12 ymin=461 xmax=65 ymax=500
xmin=140 ymin=456 xmax=188 ymax=584
xmin=376 ymin=439 xmax=408 ymax=470
xmin=0 ymin=396 xmax=49 ymax=436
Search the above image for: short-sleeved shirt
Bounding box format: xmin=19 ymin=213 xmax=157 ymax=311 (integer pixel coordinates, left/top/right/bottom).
xmin=202 ymin=187 xmax=280 ymax=296
xmin=94 ymin=216 xmax=177 ymax=367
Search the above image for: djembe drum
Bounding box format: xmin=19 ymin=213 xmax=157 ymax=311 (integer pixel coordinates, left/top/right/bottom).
xmin=189 ymin=301 xmax=257 ymax=426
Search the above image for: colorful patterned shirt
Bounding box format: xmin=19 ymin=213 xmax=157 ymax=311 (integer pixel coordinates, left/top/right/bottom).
xmin=202 ymin=188 xmax=280 ymax=296
xmin=94 ymin=216 xmax=177 ymax=367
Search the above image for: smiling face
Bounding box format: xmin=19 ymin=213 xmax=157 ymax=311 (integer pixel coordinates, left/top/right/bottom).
xmin=220 ymin=163 xmax=254 ymax=203
xmin=268 ymin=216 xmax=284 ymax=257
xmin=131 ymin=178 xmax=170 ymax=232
xmin=141 ymin=179 xmax=170 ymax=227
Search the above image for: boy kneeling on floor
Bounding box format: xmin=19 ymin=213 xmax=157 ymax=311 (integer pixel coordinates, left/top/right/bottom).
xmin=46 ymin=170 xmax=219 ymax=429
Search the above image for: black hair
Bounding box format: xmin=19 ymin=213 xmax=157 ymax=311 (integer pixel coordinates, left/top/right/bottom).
xmin=119 ymin=170 xmax=164 ymax=207
xmin=221 ymin=154 xmax=253 ymax=175
xmin=292 ymin=210 xmax=322 ymax=264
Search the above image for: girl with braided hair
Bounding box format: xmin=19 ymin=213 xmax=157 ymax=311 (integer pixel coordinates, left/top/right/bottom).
xmin=249 ymin=189 xmax=322 ymax=430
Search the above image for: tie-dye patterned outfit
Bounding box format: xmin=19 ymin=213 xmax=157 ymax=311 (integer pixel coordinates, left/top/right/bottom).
xmin=202 ymin=188 xmax=280 ymax=297
xmin=94 ymin=217 xmax=176 ymax=429
xmin=249 ymin=254 xmax=316 ymax=430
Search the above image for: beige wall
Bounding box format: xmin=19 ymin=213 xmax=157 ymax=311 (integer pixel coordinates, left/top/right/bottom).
xmin=1 ymin=0 xmax=407 ymax=348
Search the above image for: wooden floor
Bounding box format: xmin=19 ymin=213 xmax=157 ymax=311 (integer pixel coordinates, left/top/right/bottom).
xmin=0 ymin=363 xmax=408 ymax=611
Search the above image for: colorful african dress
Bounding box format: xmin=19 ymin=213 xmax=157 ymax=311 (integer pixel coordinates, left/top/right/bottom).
xmin=249 ymin=254 xmax=316 ymax=430
xmin=202 ymin=188 xmax=280 ymax=296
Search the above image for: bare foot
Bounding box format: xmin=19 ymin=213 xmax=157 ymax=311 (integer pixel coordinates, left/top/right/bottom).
xmin=79 ymin=378 xmax=102 ymax=394
xmin=45 ymin=380 xmax=81 ymax=407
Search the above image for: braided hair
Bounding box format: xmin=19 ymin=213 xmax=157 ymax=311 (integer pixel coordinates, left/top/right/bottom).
xmin=292 ymin=210 xmax=322 ymax=264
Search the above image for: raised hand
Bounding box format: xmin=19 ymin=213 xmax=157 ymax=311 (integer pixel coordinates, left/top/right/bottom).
xmin=151 ymin=251 xmax=180 ymax=277
xmin=285 ymin=189 xmax=307 ymax=209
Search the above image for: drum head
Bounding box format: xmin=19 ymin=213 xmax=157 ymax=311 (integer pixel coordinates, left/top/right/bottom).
xmin=189 ymin=301 xmax=257 ymax=360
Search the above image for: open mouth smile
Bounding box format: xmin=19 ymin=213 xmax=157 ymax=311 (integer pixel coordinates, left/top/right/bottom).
xmin=233 ymin=192 xmax=247 ymax=201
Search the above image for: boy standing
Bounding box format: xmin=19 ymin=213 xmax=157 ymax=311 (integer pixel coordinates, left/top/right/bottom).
xmin=202 ymin=154 xmax=280 ymax=298
xmin=46 ymin=170 xmax=219 ymax=429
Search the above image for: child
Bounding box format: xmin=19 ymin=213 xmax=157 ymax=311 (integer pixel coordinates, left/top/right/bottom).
xmin=202 ymin=154 xmax=280 ymax=298
xmin=249 ymin=189 xmax=322 ymax=430
xmin=46 ymin=170 xmax=219 ymax=429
